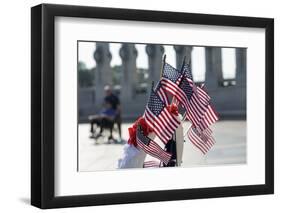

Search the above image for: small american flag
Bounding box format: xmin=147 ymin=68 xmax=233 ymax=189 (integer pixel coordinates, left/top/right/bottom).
xmin=143 ymin=160 xmax=161 ymax=168
xmin=154 ymin=81 xmax=169 ymax=105
xmin=160 ymin=62 xmax=208 ymax=127
xmin=161 ymin=62 xmax=182 ymax=95
xmin=136 ymin=126 xmax=172 ymax=165
xmin=182 ymin=63 xmax=193 ymax=82
xmin=195 ymin=85 xmax=218 ymax=130
xmin=197 ymin=84 xmax=211 ymax=106
xmin=162 ymin=62 xmax=182 ymax=84
xmin=144 ymin=87 xmax=180 ymax=144
xmin=187 ymin=126 xmax=216 ymax=154
xmin=185 ymin=84 xmax=218 ymax=154
xmin=176 ymin=77 xmax=208 ymax=126
xmin=198 ymin=104 xmax=219 ymax=131
xmin=175 ymin=62 xmax=218 ymax=154
xmin=182 ymin=64 xmax=210 ymax=107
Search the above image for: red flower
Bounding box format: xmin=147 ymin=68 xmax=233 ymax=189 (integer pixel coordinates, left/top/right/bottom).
xmin=138 ymin=117 xmax=153 ymax=135
xmin=128 ymin=125 xmax=137 ymax=146
xmin=167 ymin=103 xmax=179 ymax=116
xmin=127 ymin=117 xmax=153 ymax=147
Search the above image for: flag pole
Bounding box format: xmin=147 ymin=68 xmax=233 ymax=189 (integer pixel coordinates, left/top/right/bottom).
xmin=171 ymin=56 xmax=187 ymax=105
xmin=181 ymin=57 xmax=192 ymax=121
xmin=168 ymin=56 xmax=187 ymax=167
xmin=151 ymin=81 xmax=156 ymax=134
xmin=159 ymin=55 xmax=177 ymax=167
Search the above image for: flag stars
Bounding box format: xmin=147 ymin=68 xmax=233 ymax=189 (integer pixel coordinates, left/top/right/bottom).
xmin=147 ymin=90 xmax=165 ymax=116
xmin=162 ymin=63 xmax=182 ymax=83
xmin=179 ymin=78 xmax=193 ymax=100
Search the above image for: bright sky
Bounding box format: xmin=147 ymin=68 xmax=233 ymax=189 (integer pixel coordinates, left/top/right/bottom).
xmin=78 ymin=41 xmax=236 ymax=81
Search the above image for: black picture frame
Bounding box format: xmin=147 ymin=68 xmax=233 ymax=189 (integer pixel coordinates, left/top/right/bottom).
xmin=31 ymin=3 xmax=274 ymax=209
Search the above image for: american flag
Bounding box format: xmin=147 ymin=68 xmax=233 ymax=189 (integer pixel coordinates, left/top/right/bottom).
xmin=175 ymin=77 xmax=208 ymax=127
xmin=185 ymin=84 xmax=218 ymax=154
xmin=181 ymin=65 xmax=210 ymax=107
xmin=197 ymin=84 xmax=211 ymax=106
xmin=173 ymin=63 xmax=192 ymax=106
xmin=144 ymin=87 xmax=180 ymax=144
xmin=160 ymin=62 xmax=208 ymax=127
xmin=182 ymin=63 xmax=193 ymax=82
xmin=195 ymin=85 xmax=218 ymax=130
xmin=182 ymin=64 xmax=210 ymax=107
xmin=143 ymin=160 xmax=161 ymax=168
xmin=136 ymin=126 xmax=172 ymax=165
xmin=198 ymin=104 xmax=219 ymax=131
xmin=187 ymin=126 xmax=215 ymax=154
xmin=154 ymin=81 xmax=169 ymax=105
xmin=161 ymin=62 xmax=182 ymax=96
xmin=175 ymin=61 xmax=218 ymax=154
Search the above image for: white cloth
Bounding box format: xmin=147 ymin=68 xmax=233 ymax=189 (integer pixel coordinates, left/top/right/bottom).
xmin=118 ymin=144 xmax=146 ymax=169
xmin=118 ymin=132 xmax=156 ymax=169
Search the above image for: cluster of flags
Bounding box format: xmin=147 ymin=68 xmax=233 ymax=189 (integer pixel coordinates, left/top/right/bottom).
xmin=144 ymin=85 xmax=181 ymax=144
xmin=132 ymin=56 xmax=219 ymax=167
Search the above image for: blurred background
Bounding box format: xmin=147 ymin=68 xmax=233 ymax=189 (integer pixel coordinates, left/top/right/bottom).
xmin=77 ymin=41 xmax=246 ymax=171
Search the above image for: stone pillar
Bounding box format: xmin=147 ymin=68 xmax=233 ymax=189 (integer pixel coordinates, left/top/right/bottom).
xmin=235 ymin=48 xmax=247 ymax=115
xmin=119 ymin=43 xmax=138 ymax=101
xmin=146 ymin=44 xmax=164 ymax=84
xmin=93 ymin=42 xmax=112 ymax=105
xmin=235 ymin=48 xmax=247 ymax=87
xmin=174 ymin=46 xmax=193 ymax=69
xmin=205 ymin=47 xmax=223 ymax=90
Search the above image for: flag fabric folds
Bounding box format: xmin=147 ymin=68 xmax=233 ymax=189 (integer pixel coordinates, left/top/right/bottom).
xmin=198 ymin=104 xmax=219 ymax=131
xmin=187 ymin=126 xmax=216 ymax=154
xmin=196 ymin=85 xmax=211 ymax=106
xmin=175 ymin=62 xmax=218 ymax=154
xmin=143 ymin=160 xmax=161 ymax=168
xmin=160 ymin=62 xmax=210 ymax=129
xmin=182 ymin=63 xmax=193 ymax=82
xmin=161 ymin=62 xmax=182 ymax=96
xmin=181 ymin=69 xmax=218 ymax=154
xmin=155 ymin=81 xmax=169 ymax=105
xmin=176 ymin=77 xmax=208 ymax=126
xmin=160 ymin=61 xmax=218 ymax=155
xmin=136 ymin=126 xmax=172 ymax=165
xmin=162 ymin=62 xmax=182 ymax=85
xmin=127 ymin=57 xmax=219 ymax=166
xmin=144 ymin=86 xmax=180 ymax=144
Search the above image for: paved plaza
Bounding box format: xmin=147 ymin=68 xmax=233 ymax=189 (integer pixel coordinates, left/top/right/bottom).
xmin=78 ymin=121 xmax=246 ymax=172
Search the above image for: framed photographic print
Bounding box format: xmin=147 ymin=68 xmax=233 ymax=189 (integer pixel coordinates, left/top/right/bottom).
xmin=31 ymin=3 xmax=274 ymax=209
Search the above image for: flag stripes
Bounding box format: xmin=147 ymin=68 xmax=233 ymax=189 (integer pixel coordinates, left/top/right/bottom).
xmin=158 ymin=87 xmax=169 ymax=105
xmin=162 ymin=77 xmax=208 ymax=127
xmin=136 ymin=127 xmax=172 ymax=165
xmin=162 ymin=80 xmax=200 ymax=124
xmin=143 ymin=160 xmax=161 ymax=168
xmin=197 ymin=85 xmax=210 ymax=106
xmin=162 ymin=62 xmax=182 ymax=84
xmin=155 ymin=81 xmax=169 ymax=105
xmin=187 ymin=126 xmax=215 ymax=154
xmin=144 ymin=87 xmax=180 ymax=144
xmin=198 ymin=105 xmax=219 ymax=131
xmin=136 ymin=60 xmax=219 ymax=161
xmin=144 ymin=107 xmax=180 ymax=144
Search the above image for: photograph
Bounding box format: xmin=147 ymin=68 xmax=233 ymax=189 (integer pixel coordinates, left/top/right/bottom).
xmin=77 ymin=41 xmax=246 ymax=172
xmin=30 ymin=3 xmax=274 ymax=209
